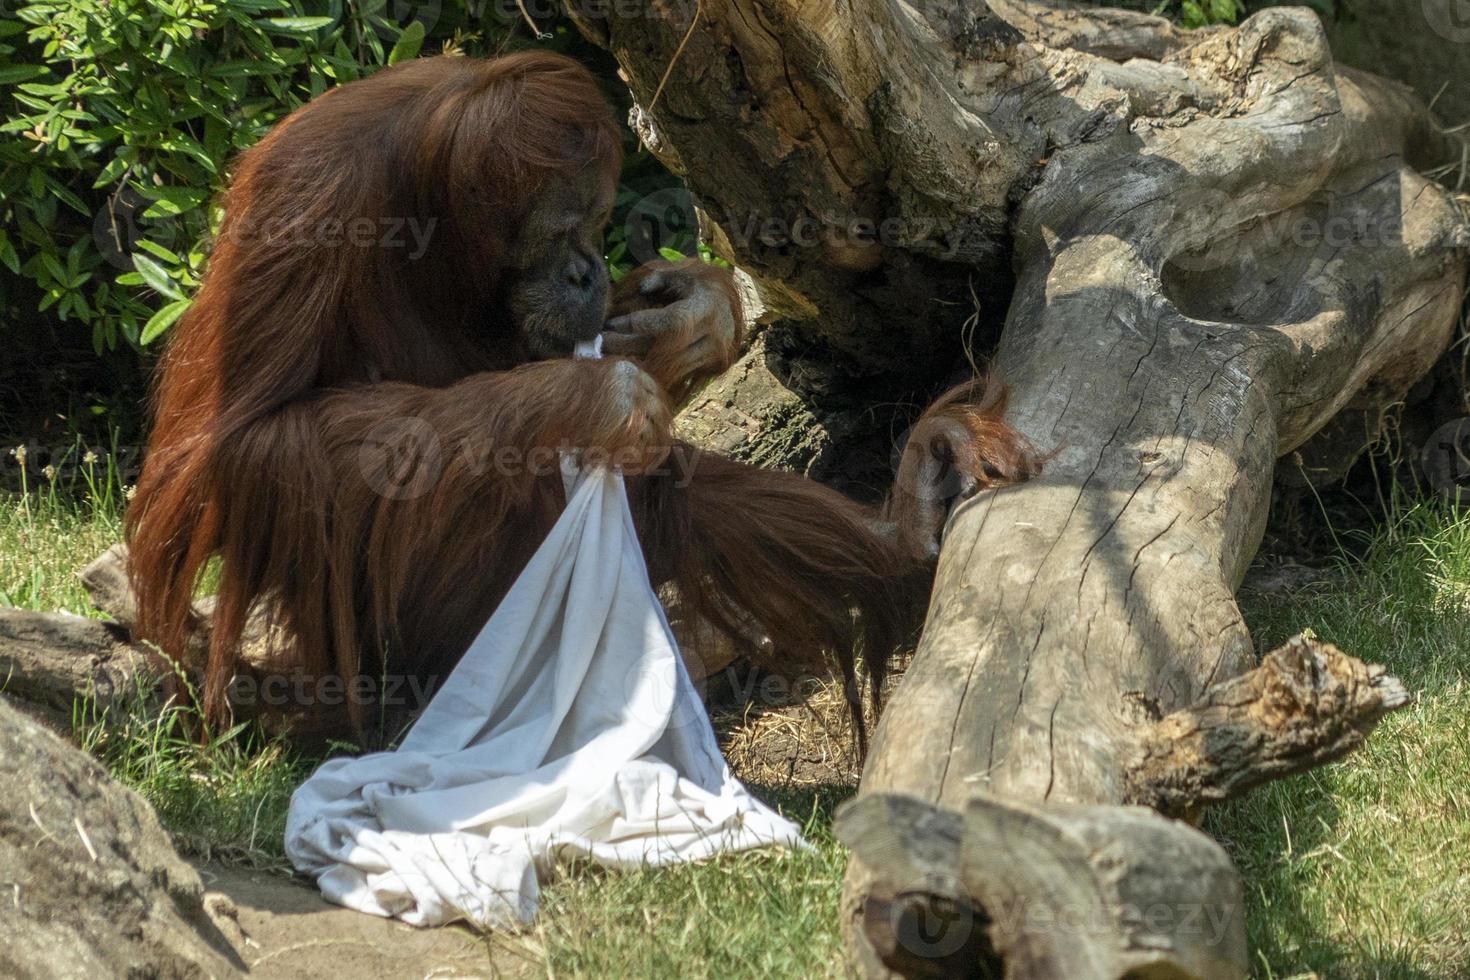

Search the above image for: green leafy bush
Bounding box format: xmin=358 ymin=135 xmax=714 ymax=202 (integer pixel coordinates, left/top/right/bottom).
xmin=1156 ymin=0 xmax=1242 ymax=28
xmin=0 ymin=0 xmax=456 ymax=358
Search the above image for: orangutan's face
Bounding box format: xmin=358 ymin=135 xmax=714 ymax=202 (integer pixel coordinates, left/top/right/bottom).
xmin=504 ymin=170 xmax=615 ymax=358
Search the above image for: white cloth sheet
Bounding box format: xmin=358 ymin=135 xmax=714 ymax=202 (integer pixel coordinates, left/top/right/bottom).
xmin=284 ymin=342 xmax=803 ymax=928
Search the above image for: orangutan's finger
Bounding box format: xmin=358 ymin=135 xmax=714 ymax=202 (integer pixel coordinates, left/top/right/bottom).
xmin=605 ymin=304 xmax=692 ymax=337
xmin=599 ymin=330 xmax=654 ymax=356
xmin=636 ymin=269 xmax=667 ymax=295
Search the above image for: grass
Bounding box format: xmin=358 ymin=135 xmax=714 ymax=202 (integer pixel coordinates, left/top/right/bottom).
xmin=75 ymin=697 xmax=310 ymax=866
xmin=1 ymin=445 xmax=309 ymax=868
xmin=2 ymin=463 xmax=1468 ymax=978
xmin=1214 ymin=504 xmax=1470 ymax=979
xmin=529 ymin=786 xmax=849 ymax=978
xmin=0 ymin=444 xmax=125 ymax=611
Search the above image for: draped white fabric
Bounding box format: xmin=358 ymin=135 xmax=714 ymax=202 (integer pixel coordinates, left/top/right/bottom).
xmin=284 ymin=343 xmax=803 ymax=928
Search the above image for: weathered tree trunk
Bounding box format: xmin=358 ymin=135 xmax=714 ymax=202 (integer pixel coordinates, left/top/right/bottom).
xmin=572 ymin=0 xmax=1468 ymax=975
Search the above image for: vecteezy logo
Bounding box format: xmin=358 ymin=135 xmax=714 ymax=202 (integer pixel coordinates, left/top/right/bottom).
xmin=357 ymin=416 xmax=444 ymax=500
xmin=1424 ymin=0 xmax=1470 ymax=42
xmin=882 ymin=886 xmax=979 ymax=962
xmin=622 ymin=186 xmax=699 ymax=265
xmin=93 ymin=186 xmax=188 ymax=271
xmin=1421 ymin=417 xmax=1470 ymax=499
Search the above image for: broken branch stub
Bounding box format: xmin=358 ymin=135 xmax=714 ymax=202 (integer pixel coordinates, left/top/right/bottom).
xmin=1124 ymin=635 xmax=1411 ymax=818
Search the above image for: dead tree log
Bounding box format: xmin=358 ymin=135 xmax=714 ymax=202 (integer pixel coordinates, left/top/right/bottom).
xmin=0 ymin=607 xmax=161 ymax=722
xmin=836 ymin=793 xmax=1249 ymax=980
xmin=572 ymin=0 xmax=1468 ymax=976
xmin=836 ymin=636 xmax=1407 ymax=978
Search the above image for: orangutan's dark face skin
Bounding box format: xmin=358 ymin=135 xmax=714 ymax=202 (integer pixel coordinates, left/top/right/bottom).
xmin=504 ymin=171 xmax=616 ymax=358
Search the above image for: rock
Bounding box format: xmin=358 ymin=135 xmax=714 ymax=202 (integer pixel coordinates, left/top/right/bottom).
xmin=658 ymin=583 xmax=750 ymax=684
xmin=77 ymin=543 xmax=137 ymax=626
xmin=0 ymin=698 xmax=245 ymax=978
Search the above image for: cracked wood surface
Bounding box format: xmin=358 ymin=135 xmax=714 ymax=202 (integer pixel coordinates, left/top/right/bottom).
xmin=836 ymin=792 xmax=1249 ymax=980
xmin=1123 ymin=635 xmax=1411 ymax=817
xmin=837 ymin=635 xmax=1410 ymax=979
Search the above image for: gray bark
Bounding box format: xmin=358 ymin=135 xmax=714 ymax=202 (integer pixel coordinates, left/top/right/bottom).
xmin=837 ymin=793 xmax=1249 ymax=980
xmin=0 ymin=607 xmax=160 ymax=720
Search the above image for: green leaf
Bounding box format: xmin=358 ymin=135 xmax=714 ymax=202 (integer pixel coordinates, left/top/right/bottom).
xmin=0 ymin=232 xmax=17 ymax=276
xmin=388 ymin=20 xmax=425 ymax=66
xmin=92 ymin=153 xmax=131 ymax=188
xmin=657 ymin=246 xmax=688 ymax=262
xmin=39 ymin=251 xmax=67 ymax=284
xmin=129 ymin=252 xmax=184 ymax=300
xmin=263 ymin=16 xmax=335 ymax=33
xmin=159 ymin=133 xmax=219 ymax=173
xmin=0 ymin=65 xmax=48 ymax=85
xmin=139 ymin=185 xmax=209 ymax=218
xmin=134 ymin=239 xmax=182 ymax=264
xmin=42 ymin=176 xmax=90 ymax=216
xmin=140 ymin=297 xmax=191 ymax=345
xmin=17 ymin=80 xmax=70 ymax=97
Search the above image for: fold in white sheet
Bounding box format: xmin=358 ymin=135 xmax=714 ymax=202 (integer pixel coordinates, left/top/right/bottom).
xmin=284 ymin=347 xmax=803 ymax=928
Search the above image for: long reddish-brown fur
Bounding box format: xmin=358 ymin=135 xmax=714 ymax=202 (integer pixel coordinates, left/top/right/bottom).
xmin=126 ymin=52 xmax=1039 ymax=740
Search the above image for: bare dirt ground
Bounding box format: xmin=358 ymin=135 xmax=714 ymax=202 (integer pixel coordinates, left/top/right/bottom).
xmin=196 ymin=863 xmax=538 ymax=979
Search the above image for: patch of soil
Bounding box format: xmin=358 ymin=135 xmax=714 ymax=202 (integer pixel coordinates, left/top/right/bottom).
xmin=196 ymin=863 xmax=540 ymax=979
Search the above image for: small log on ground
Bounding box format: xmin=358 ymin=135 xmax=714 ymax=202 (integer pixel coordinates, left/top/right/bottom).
xmin=839 ymin=793 xmax=1247 ymax=980
xmin=0 ymin=607 xmax=162 ymax=719
xmin=80 ymin=544 xmax=290 ymax=673
xmin=77 ymin=542 xmax=138 ymax=626
xmin=85 ymin=544 xmax=765 ymax=697
xmin=74 ymin=551 xmax=343 ymax=738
